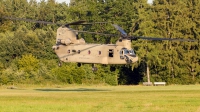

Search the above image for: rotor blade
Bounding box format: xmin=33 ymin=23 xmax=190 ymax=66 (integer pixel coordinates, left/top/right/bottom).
xmin=80 ymin=22 xmax=108 ymax=25
xmin=133 ymin=36 xmax=196 ymax=42
xmin=3 ymin=16 xmax=86 ymax=26
xmin=72 ymin=30 xmax=118 ymax=36
xmin=112 ymin=24 xmax=127 ymax=36
xmin=64 ymin=20 xmax=86 ymax=26
xmin=92 ymin=22 xmax=108 ymax=24
xmin=2 ymin=16 xmax=59 ymax=25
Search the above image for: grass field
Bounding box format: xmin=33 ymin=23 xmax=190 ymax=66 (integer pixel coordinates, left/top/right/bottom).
xmin=0 ymin=85 xmax=200 ymax=112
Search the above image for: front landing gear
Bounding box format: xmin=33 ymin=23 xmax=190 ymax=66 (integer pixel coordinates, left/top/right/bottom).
xmin=58 ymin=61 xmax=62 ymax=67
xmin=92 ymin=64 xmax=98 ymax=72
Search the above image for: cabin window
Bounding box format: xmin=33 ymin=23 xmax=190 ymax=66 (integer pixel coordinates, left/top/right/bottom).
xmin=68 ymin=50 xmax=70 ymax=53
xmin=120 ymin=50 xmax=124 ymax=59
xmin=109 ymin=49 xmax=114 ymax=57
xmin=88 ymin=50 xmax=91 ymax=54
xmin=99 ymin=51 xmax=101 ymax=55
xmin=78 ymin=50 xmax=80 ymax=54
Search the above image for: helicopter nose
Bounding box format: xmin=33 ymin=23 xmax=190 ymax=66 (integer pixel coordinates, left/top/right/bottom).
xmin=133 ymin=56 xmax=139 ymax=63
xmin=124 ymin=55 xmax=138 ymax=63
xmin=130 ymin=56 xmax=138 ymax=63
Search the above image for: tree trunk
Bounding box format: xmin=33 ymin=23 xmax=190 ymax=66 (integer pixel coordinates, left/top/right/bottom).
xmin=147 ymin=63 xmax=151 ymax=84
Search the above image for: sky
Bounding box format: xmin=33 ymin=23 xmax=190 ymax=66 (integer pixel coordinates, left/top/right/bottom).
xmin=147 ymin=0 xmax=153 ymax=4
xmin=35 ymin=0 xmax=154 ymax=4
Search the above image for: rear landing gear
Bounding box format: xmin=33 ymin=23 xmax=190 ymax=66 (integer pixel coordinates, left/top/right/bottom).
xmin=92 ymin=64 xmax=98 ymax=72
xmin=58 ymin=61 xmax=62 ymax=67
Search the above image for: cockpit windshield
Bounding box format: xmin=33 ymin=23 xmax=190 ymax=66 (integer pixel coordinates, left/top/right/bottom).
xmin=121 ymin=48 xmax=136 ymax=56
xmin=128 ymin=49 xmax=135 ymax=55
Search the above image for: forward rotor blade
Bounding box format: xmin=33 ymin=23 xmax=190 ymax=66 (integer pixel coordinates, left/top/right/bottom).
xmin=78 ymin=22 xmax=108 ymax=25
xmin=133 ymin=36 xmax=196 ymax=42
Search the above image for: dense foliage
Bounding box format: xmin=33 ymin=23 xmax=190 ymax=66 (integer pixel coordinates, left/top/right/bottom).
xmin=0 ymin=0 xmax=199 ymax=85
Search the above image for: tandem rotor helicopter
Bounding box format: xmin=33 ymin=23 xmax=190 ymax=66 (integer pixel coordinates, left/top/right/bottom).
xmin=3 ymin=17 xmax=196 ymax=71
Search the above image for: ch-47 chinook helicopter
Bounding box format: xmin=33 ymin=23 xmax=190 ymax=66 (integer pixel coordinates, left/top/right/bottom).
xmin=53 ymin=23 xmax=139 ymax=71
xmin=3 ymin=17 xmax=195 ymax=71
xmin=51 ymin=20 xmax=195 ymax=71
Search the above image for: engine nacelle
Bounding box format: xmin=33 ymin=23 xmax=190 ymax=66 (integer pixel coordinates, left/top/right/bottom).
xmin=59 ymin=38 xmax=72 ymax=45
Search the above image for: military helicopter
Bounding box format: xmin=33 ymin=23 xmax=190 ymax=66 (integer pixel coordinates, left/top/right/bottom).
xmin=3 ymin=17 xmax=196 ymax=71
xmin=53 ymin=23 xmax=139 ymax=71
xmin=51 ymin=20 xmax=196 ymax=71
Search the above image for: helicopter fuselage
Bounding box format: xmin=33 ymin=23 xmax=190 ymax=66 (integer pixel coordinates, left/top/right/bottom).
xmin=53 ymin=43 xmax=138 ymax=65
xmin=52 ymin=26 xmax=138 ymax=66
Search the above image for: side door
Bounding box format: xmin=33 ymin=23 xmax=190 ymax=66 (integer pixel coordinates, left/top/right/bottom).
xmin=108 ymin=49 xmax=114 ymax=57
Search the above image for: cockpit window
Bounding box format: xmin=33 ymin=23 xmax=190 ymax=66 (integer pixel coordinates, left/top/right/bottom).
xmin=124 ymin=49 xmax=129 ymax=54
xmin=121 ymin=48 xmax=136 ymax=56
xmin=129 ymin=49 xmax=136 ymax=55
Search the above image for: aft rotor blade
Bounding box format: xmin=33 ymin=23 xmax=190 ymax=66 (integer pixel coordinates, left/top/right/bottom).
xmin=72 ymin=30 xmax=118 ymax=36
xmin=112 ymin=24 xmax=127 ymax=36
xmin=3 ymin=16 xmax=86 ymax=26
xmin=133 ymin=36 xmax=196 ymax=42
xmin=65 ymin=21 xmax=109 ymax=26
xmin=64 ymin=20 xmax=86 ymax=26
xmin=2 ymin=16 xmax=60 ymax=25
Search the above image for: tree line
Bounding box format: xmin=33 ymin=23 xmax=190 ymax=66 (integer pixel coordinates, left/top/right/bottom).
xmin=0 ymin=0 xmax=199 ymax=85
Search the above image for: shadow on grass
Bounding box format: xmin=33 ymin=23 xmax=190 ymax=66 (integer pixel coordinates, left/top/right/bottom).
xmin=35 ymin=88 xmax=111 ymax=92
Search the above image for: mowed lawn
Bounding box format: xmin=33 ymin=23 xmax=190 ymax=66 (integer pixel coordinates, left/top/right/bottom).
xmin=0 ymin=85 xmax=200 ymax=112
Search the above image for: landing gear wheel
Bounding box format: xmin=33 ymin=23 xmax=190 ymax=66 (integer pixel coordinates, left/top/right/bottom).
xmin=92 ymin=64 xmax=98 ymax=72
xmin=92 ymin=67 xmax=98 ymax=72
xmin=124 ymin=55 xmax=131 ymax=64
xmin=58 ymin=61 xmax=62 ymax=67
